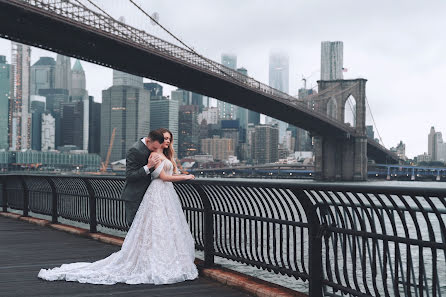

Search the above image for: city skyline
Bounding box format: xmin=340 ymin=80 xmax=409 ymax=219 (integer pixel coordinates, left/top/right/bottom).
xmin=0 ymin=0 xmax=445 ymax=158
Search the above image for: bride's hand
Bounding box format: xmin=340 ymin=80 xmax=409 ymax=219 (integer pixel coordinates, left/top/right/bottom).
xmin=184 ymin=174 xmax=195 ymax=180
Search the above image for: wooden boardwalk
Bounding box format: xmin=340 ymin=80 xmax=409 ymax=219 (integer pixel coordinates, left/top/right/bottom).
xmin=0 ymin=216 xmax=250 ymax=297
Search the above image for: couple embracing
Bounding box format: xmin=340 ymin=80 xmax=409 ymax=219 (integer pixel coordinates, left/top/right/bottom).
xmin=38 ymin=128 xmax=198 ymax=285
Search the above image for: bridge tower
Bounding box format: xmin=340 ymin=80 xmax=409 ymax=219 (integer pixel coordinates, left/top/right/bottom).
xmin=313 ymin=79 xmax=368 ymax=181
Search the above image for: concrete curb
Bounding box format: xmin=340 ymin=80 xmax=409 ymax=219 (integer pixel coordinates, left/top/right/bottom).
xmin=0 ymin=211 xmax=308 ymax=297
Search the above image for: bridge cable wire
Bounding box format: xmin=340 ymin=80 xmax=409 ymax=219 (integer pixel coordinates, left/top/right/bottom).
xmin=365 ymin=96 xmax=386 ymax=147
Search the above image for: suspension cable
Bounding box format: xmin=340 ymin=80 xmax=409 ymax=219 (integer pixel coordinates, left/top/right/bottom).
xmin=365 ymin=96 xmax=385 ymax=147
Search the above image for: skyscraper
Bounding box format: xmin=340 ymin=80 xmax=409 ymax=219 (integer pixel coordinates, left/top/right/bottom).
xmin=71 ymin=60 xmax=89 ymax=150
xmin=321 ymin=41 xmax=343 ymax=81
xmin=41 ymin=112 xmax=55 ymax=151
xmin=254 ymin=124 xmax=279 ymax=164
xmin=61 ymin=100 xmax=84 ymax=149
xmin=144 ymin=82 xmax=163 ymax=98
xmin=10 ymin=42 xmax=31 ymax=151
xmin=30 ymin=96 xmax=45 ymax=151
xmin=113 ymin=69 xmax=143 ymax=89
xmin=171 ymin=88 xmax=192 ymax=105
xmin=150 ymin=96 xmax=179 ymax=153
xmin=218 ymin=54 xmax=238 ymax=120
xmin=30 ymin=57 xmax=56 ymax=95
xmin=0 ymin=56 xmax=10 ymax=150
xmin=38 ymin=88 xmax=69 ymax=148
xmin=101 ymin=72 xmax=150 ymax=162
xmin=88 ymin=96 xmax=101 ymax=154
xmin=178 ymin=105 xmax=199 ymax=158
xmin=221 ymin=54 xmax=237 ymax=70
xmin=268 ymin=51 xmax=289 ymax=143
xmin=55 ymin=54 xmax=72 ymax=95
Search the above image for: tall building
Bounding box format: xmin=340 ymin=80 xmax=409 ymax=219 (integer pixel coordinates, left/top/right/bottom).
xmin=254 ymin=124 xmax=279 ymax=164
xmin=10 ymin=42 xmax=31 ymax=151
xmin=428 ymin=127 xmax=446 ymax=161
xmin=428 ymin=126 xmax=436 ymax=160
xmin=0 ymin=56 xmax=10 ymax=150
xmin=221 ymin=120 xmax=239 ymax=156
xmin=30 ymin=96 xmax=45 ymax=151
xmin=321 ymin=41 xmax=343 ymax=81
xmin=178 ymin=105 xmax=199 ymax=158
xmin=150 ymin=96 xmax=179 ymax=153
xmin=101 ymin=81 xmax=150 ymax=162
xmin=113 ymin=69 xmax=143 ymax=89
xmin=218 ymin=54 xmax=238 ymax=120
xmin=88 ymin=97 xmax=101 ymax=154
xmin=268 ymin=52 xmax=289 ymax=143
xmin=221 ymin=54 xmax=237 ymax=70
xmin=71 ymin=60 xmax=89 ymax=150
xmin=171 ymin=88 xmax=192 ymax=105
xmin=55 ymin=54 xmax=72 ymax=95
xmin=200 ymin=136 xmax=234 ymax=161
xmin=144 ymin=82 xmax=163 ymax=98
xmin=61 ymin=100 xmax=84 ymax=149
xmin=198 ymin=107 xmax=219 ymax=125
xmin=30 ymin=57 xmax=56 ymax=95
xmin=38 ymin=88 xmax=69 ymax=148
xmin=41 ymin=112 xmax=55 ymax=151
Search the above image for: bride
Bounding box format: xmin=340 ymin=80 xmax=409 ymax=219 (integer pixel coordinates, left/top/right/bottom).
xmin=38 ymin=128 xmax=198 ymax=285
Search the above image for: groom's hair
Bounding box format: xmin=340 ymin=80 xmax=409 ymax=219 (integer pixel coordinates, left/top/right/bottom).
xmin=148 ymin=130 xmax=164 ymax=144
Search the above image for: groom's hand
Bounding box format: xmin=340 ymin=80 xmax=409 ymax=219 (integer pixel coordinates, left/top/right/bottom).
xmin=147 ymin=154 xmax=160 ymax=169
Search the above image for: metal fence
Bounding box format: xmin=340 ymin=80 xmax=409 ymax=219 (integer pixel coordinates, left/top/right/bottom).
xmin=1 ymin=174 xmax=445 ymax=297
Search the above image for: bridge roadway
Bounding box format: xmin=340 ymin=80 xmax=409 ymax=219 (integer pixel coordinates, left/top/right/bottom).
xmin=0 ymin=216 xmax=249 ymax=297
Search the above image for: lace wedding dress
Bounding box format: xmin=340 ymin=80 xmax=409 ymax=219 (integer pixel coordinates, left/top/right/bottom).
xmin=38 ymin=159 xmax=198 ymax=285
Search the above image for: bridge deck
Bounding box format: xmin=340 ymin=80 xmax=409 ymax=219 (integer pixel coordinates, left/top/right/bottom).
xmin=0 ymin=216 xmax=249 ymax=297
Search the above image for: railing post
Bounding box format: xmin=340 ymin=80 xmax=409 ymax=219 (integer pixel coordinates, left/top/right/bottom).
xmin=20 ymin=176 xmax=29 ymax=217
xmin=45 ymin=177 xmax=58 ymax=224
xmin=1 ymin=176 xmax=7 ymax=212
xmin=82 ymin=178 xmax=97 ymax=233
xmin=193 ymin=184 xmax=214 ymax=267
xmin=292 ymin=189 xmax=323 ymax=297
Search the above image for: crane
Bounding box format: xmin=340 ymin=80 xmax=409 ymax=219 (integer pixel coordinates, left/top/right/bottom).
xmin=100 ymin=128 xmax=116 ymax=172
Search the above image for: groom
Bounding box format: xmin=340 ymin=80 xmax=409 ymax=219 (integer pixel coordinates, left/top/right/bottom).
xmin=121 ymin=129 xmax=165 ymax=226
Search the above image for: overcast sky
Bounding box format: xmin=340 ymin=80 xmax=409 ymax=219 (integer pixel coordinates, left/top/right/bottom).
xmin=1 ymin=0 xmax=445 ymax=158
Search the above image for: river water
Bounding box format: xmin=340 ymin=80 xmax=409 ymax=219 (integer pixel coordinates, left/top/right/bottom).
xmin=18 ymin=179 xmax=446 ymax=296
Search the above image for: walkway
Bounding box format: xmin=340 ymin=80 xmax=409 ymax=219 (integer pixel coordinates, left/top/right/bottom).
xmin=0 ymin=216 xmax=249 ymax=297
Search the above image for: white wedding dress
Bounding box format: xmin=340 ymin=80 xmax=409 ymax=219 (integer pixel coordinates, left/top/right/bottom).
xmin=38 ymin=159 xmax=198 ymax=285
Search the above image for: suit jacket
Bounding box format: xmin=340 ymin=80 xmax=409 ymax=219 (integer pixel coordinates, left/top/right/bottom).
xmin=121 ymin=139 xmax=153 ymax=224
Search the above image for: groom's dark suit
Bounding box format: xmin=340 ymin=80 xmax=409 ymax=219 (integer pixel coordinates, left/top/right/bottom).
xmin=121 ymin=138 xmax=154 ymax=225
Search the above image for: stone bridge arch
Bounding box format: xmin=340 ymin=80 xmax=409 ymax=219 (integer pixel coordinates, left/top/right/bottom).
xmin=313 ymin=79 xmax=368 ymax=181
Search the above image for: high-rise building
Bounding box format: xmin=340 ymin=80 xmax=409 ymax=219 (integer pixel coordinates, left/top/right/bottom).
xmin=178 ymin=105 xmax=199 ymax=158
xmin=268 ymin=52 xmax=289 ymax=143
xmin=221 ymin=119 xmax=239 ymax=155
xmin=428 ymin=126 xmax=436 ymax=160
xmin=200 ymin=136 xmax=234 ymax=161
xmin=60 ymin=100 xmax=84 ymax=149
xmin=41 ymin=112 xmax=55 ymax=151
xmin=198 ymin=107 xmax=218 ymax=125
xmin=30 ymin=96 xmax=45 ymax=151
xmin=113 ymin=69 xmax=143 ymax=89
xmin=428 ymin=127 xmax=446 ymax=161
xmin=38 ymin=88 xmax=69 ymax=148
xmin=254 ymin=124 xmax=279 ymax=164
xmin=101 ymin=85 xmax=150 ymax=162
xmin=144 ymin=82 xmax=163 ymax=98
xmin=0 ymin=56 xmax=10 ymax=150
xmin=221 ymin=54 xmax=237 ymax=70
xmin=70 ymin=60 xmax=89 ymax=150
xmin=321 ymin=41 xmax=343 ymax=81
xmin=88 ymin=96 xmax=101 ymax=154
xmin=30 ymin=57 xmax=56 ymax=96
xmin=55 ymin=54 xmax=72 ymax=95
xmin=10 ymin=42 xmax=31 ymax=151
xmin=150 ymin=96 xmax=179 ymax=153
xmin=171 ymin=88 xmax=192 ymax=105
xmin=218 ymin=54 xmax=238 ymax=120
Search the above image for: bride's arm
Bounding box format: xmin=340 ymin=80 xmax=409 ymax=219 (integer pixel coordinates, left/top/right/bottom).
xmin=159 ymin=169 xmax=194 ymax=182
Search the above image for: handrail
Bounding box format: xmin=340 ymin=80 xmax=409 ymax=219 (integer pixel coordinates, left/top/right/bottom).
xmin=1 ymin=174 xmax=445 ymax=297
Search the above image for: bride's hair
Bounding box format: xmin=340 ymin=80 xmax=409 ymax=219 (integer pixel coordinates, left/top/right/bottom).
xmin=157 ymin=128 xmax=179 ymax=174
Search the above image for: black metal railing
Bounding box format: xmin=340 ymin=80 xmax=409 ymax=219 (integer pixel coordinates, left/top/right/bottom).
xmin=1 ymin=174 xmax=445 ymax=297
